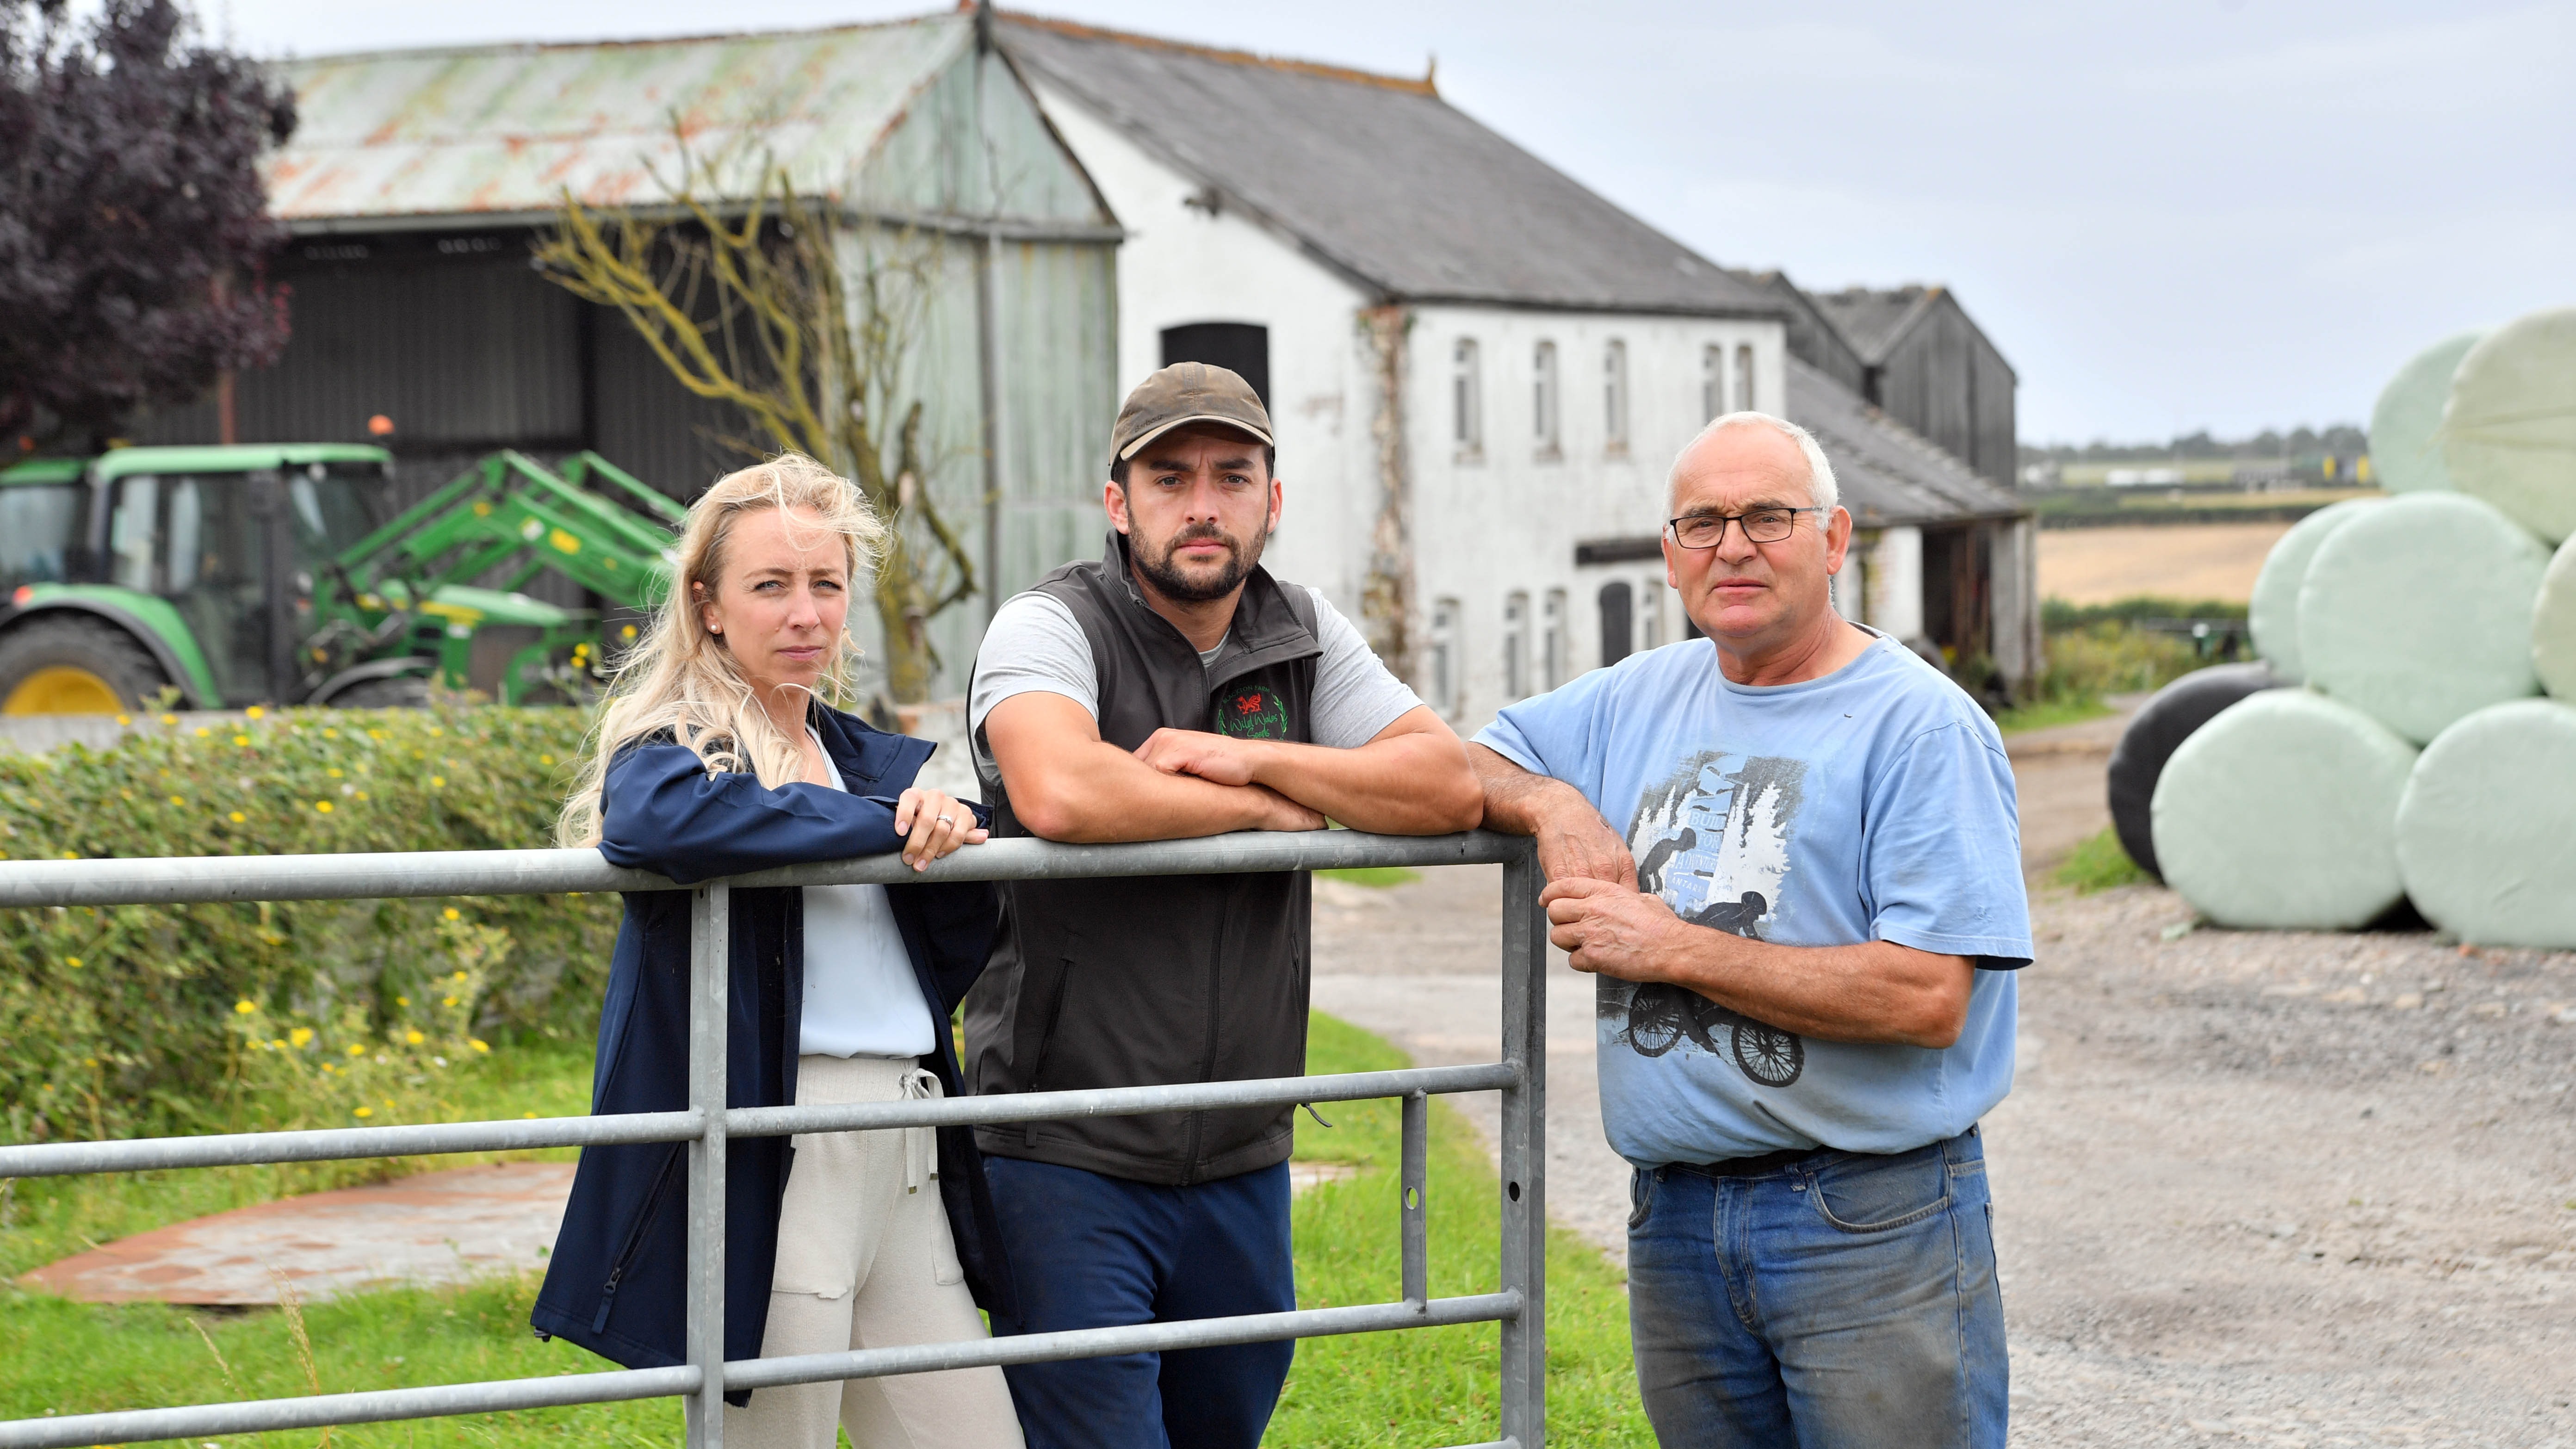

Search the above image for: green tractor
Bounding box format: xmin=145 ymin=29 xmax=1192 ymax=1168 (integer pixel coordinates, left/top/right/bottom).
xmin=0 ymin=444 xmax=681 ymax=715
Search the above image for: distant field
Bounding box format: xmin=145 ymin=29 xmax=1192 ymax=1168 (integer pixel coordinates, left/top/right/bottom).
xmin=2037 ymin=521 xmax=2291 ymax=606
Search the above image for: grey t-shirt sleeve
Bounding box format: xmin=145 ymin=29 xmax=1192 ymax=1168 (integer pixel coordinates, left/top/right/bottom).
xmin=1304 ymin=586 xmax=1425 ymax=748
xmin=969 ymin=593 xmax=1097 ymax=787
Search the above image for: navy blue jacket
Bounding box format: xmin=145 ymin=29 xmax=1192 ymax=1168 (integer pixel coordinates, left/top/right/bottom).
xmin=529 ymin=705 xmax=1008 ymax=1393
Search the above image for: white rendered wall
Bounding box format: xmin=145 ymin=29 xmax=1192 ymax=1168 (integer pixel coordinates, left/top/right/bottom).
xmin=1027 ymin=83 xmax=1380 ymax=610
xmin=1858 ymin=524 xmax=1926 ymax=644
xmin=1407 ymin=305 xmax=1788 ymax=731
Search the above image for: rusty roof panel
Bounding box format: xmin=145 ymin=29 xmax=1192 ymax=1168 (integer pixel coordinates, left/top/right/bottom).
xmin=266 ymin=15 xmax=970 ymax=221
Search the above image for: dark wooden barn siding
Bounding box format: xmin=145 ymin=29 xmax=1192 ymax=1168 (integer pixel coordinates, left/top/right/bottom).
xmin=1871 ymin=295 xmax=2016 ymax=490
xmin=140 ymin=235 xmax=729 ymax=510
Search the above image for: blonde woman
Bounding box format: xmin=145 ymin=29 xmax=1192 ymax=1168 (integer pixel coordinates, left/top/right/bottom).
xmin=532 ymin=455 xmax=1023 ymax=1448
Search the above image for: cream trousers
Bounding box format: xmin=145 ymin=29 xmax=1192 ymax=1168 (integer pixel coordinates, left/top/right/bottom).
xmin=725 ymin=1054 xmax=1025 ymax=1449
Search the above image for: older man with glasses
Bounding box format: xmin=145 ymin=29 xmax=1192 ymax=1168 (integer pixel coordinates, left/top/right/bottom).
xmin=1468 ymin=411 xmax=2031 ymax=1448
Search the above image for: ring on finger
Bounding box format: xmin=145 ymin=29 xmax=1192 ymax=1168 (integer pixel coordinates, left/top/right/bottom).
xmin=936 ymin=814 xmax=955 ymax=827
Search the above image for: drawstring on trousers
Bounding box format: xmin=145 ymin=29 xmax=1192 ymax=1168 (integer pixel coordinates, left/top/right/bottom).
xmin=898 ymin=1068 xmax=940 ymax=1195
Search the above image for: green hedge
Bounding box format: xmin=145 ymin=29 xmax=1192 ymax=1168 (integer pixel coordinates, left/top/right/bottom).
xmin=0 ymin=707 xmax=619 ymax=1146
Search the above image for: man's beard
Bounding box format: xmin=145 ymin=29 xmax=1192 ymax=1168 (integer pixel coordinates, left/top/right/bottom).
xmin=1133 ymin=523 xmax=1265 ymax=603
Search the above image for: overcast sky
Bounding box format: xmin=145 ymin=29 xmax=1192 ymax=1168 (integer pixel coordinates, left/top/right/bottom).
xmin=210 ymin=0 xmax=2573 ymax=446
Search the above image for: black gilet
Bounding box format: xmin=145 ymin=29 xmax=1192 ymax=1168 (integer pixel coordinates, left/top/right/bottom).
xmin=963 ymin=532 xmax=1321 ymax=1186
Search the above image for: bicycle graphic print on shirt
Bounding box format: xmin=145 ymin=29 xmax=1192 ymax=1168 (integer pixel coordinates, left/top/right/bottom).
xmin=1601 ymin=750 xmax=1808 ymax=1087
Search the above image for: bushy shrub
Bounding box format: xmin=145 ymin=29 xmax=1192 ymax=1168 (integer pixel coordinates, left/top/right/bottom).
xmin=0 ymin=706 xmax=619 ymax=1146
xmin=2035 ymin=623 xmax=2207 ymax=704
xmin=2040 ymin=594 xmax=2249 ymax=632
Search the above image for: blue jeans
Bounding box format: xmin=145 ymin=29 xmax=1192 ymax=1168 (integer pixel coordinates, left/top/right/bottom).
xmin=1627 ymin=1129 xmax=2007 ymax=1449
xmin=983 ymin=1156 xmax=1295 ymax=1449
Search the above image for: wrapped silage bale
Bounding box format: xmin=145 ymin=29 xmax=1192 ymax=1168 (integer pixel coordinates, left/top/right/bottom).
xmin=2369 ymin=330 xmax=2482 ymax=493
xmin=2105 ymin=662 xmax=2278 ymax=881
xmin=2247 ymin=497 xmax=2383 ymax=682
xmin=2442 ymin=307 xmax=2576 ymax=544
xmin=2151 ymin=689 xmax=2416 ymax=929
xmin=2539 ymin=532 xmax=2576 ymax=701
xmin=2297 ymin=492 xmax=2546 ymax=744
xmin=2395 ymin=699 xmax=2576 ymax=948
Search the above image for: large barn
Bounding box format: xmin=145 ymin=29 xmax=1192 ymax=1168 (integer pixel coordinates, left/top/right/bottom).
xmin=141 ymin=11 xmax=1120 ymax=702
xmin=995 ymin=13 xmax=2039 ymax=724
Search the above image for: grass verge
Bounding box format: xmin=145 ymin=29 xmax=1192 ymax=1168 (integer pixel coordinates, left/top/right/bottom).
xmin=0 ymin=1015 xmax=1644 ymax=1445
xmin=2054 ymin=826 xmax=2151 ymax=894
xmin=1992 ymin=696 xmax=2114 ymax=736
xmin=1314 ymin=866 xmax=1422 ymax=889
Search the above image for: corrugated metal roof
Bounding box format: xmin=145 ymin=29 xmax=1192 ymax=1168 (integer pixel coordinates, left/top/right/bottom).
xmin=1785 ymin=355 xmax=2025 ymax=526
xmin=265 ymin=15 xmax=971 ymax=222
xmin=997 ymin=14 xmax=1783 ymax=319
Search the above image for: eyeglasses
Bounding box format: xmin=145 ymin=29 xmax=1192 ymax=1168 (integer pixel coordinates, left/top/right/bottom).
xmin=1666 ymin=508 xmax=1816 ymax=548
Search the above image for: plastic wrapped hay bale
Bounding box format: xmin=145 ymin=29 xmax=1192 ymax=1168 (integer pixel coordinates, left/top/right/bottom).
xmin=2442 ymin=307 xmax=2576 ymax=544
xmin=2247 ymin=497 xmax=2382 ymax=682
xmin=2150 ymin=689 xmax=2415 ymax=929
xmin=2106 ymin=662 xmax=2278 ymax=881
xmin=2538 ymin=532 xmax=2576 ymax=701
xmin=2369 ymin=330 xmax=2482 ymax=493
xmin=2297 ymin=492 xmax=2546 ymax=743
xmin=2395 ymin=699 xmax=2576 ymax=947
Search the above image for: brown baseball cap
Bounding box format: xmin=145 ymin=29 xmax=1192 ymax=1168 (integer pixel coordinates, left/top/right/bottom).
xmin=1109 ymin=362 xmax=1274 ymax=467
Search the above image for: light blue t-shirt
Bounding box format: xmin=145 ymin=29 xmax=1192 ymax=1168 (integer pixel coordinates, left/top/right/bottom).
xmin=1474 ymin=630 xmax=2031 ymax=1166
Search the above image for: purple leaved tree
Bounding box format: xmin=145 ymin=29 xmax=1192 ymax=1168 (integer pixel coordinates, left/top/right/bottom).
xmin=0 ymin=0 xmax=297 ymax=451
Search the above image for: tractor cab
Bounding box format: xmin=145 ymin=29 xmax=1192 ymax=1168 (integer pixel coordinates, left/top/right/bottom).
xmin=0 ymin=444 xmax=657 ymax=714
xmin=2 ymin=445 xmax=401 ymax=712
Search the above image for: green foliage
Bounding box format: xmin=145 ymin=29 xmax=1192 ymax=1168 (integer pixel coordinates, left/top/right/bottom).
xmin=2055 ymin=827 xmax=2151 ymax=894
xmin=2041 ymin=594 xmax=2249 ymax=631
xmin=0 ymin=705 xmax=619 ymax=1151
xmin=2031 ymin=619 xmax=2208 ymax=711
xmin=1991 ymin=696 xmax=2116 ymax=736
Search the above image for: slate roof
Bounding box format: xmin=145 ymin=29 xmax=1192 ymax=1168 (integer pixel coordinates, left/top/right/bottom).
xmin=996 ymin=14 xmax=1783 ymax=319
xmin=1808 ymin=285 xmax=1945 ymax=365
xmin=1785 ymin=356 xmax=2025 ymax=526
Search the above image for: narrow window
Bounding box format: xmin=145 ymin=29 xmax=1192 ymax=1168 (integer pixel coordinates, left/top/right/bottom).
xmin=1533 ymin=340 xmax=1560 ymax=458
xmin=1639 ymin=580 xmax=1663 ymax=650
xmin=1598 ymin=581 xmax=1634 ymax=667
xmin=1542 ymin=588 xmax=1568 ymax=690
xmin=1159 ymin=322 xmax=1271 ymax=408
xmin=1603 ymin=340 xmax=1629 ymax=456
xmin=1702 ymin=344 xmax=1725 ymax=422
xmin=1430 ymin=597 xmax=1463 ymax=714
xmin=1453 ymin=339 xmax=1483 ymax=460
xmin=1734 ymin=343 xmax=1755 ymax=412
xmin=1503 ymin=591 xmax=1530 ymax=700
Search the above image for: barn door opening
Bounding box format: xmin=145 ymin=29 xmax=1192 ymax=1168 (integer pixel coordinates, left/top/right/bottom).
xmin=1161 ymin=322 xmax=1270 ymax=409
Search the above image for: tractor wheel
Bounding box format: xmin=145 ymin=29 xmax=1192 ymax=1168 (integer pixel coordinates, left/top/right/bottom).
xmin=329 ymin=675 xmax=432 ymax=710
xmin=0 ymin=616 xmax=170 ymax=715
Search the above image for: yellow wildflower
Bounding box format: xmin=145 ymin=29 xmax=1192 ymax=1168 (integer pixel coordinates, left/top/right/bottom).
xmin=396 ymin=996 xmax=410 ymax=1007
xmin=354 ymin=1106 xmax=373 ymax=1118
xmin=469 ymin=1039 xmax=490 ymax=1053
xmin=290 ymin=1028 xmax=314 ymax=1048
xmin=443 ymin=996 xmax=459 ymax=1008
xmin=194 ymin=727 xmax=210 ymax=737
xmin=229 ymin=812 xmax=246 ymax=824
xmin=231 ymin=735 xmax=248 ymax=747
xmin=246 ymin=706 xmax=265 ymax=719
xmin=160 ymin=713 xmax=177 ymax=725
xmin=323 ymin=728 xmax=338 ymax=738
xmin=405 ymin=1030 xmax=425 ymax=1045
xmin=451 ymin=970 xmax=467 ymax=983
xmin=327 ymin=768 xmax=342 ymax=778
xmin=168 ymin=795 xmax=183 ymax=805
xmin=430 ymin=776 xmax=446 ymax=788
xmin=314 ymin=801 xmax=332 ymax=813
xmin=354 ymin=791 xmax=368 ymax=801
xmin=442 ymin=908 xmax=460 ymax=921
xmin=347 ymin=1043 xmax=366 ymax=1058
xmin=83 ymin=1057 xmax=97 ymax=1068
xmin=524 ymin=1111 xmax=539 ymax=1119
xmin=539 ymin=754 xmax=555 ymax=766
xmin=65 ymin=956 xmax=81 ymax=969
xmin=233 ymin=999 xmax=255 ymax=1015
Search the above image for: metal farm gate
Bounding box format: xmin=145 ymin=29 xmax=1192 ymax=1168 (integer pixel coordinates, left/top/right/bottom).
xmin=0 ymin=830 xmax=1548 ymax=1449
